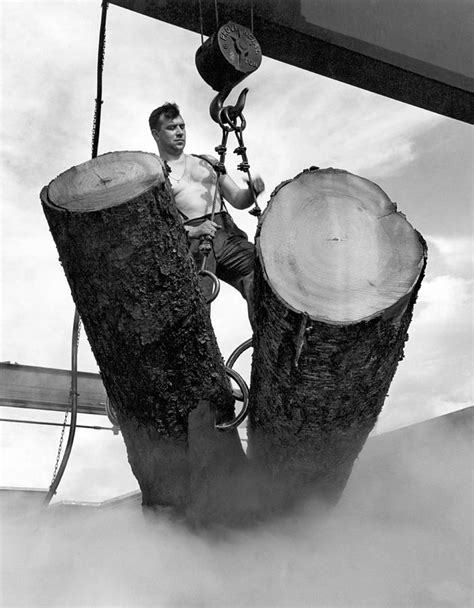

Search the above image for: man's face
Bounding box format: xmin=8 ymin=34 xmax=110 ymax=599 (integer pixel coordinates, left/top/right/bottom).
xmin=152 ymin=114 xmax=186 ymax=154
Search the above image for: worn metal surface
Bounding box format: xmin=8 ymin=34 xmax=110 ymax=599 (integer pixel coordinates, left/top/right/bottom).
xmin=195 ymin=21 xmax=261 ymax=91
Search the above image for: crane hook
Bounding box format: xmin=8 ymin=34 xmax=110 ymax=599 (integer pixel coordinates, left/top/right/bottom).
xmin=210 ymin=86 xmax=249 ymax=129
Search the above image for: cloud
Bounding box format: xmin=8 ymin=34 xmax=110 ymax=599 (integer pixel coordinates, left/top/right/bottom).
xmin=416 ymin=274 xmax=472 ymax=325
xmin=235 ymin=63 xmax=442 ymax=197
xmin=377 ymin=271 xmax=473 ymax=432
xmin=428 ymin=235 xmax=473 ymax=278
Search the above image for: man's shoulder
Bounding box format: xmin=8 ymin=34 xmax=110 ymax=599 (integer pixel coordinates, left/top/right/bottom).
xmin=189 ymin=153 xmax=218 ymax=165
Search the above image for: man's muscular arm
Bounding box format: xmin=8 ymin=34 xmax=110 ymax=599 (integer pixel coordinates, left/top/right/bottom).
xmin=220 ymin=173 xmax=265 ymax=210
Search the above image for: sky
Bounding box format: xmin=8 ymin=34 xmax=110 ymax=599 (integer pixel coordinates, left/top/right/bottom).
xmin=0 ymin=1 xmax=472 ymax=501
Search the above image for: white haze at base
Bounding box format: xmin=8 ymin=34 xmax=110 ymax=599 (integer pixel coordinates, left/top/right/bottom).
xmin=2 ymin=423 xmax=472 ymax=608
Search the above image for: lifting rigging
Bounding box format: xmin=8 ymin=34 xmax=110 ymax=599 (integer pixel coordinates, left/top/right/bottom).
xmin=192 ymin=15 xmax=263 ymax=430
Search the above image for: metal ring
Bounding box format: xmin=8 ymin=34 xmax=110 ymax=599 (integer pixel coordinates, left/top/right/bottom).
xmin=215 ymin=366 xmax=249 ymax=431
xmin=105 ymin=395 xmax=120 ymax=427
xmin=225 ymin=337 xmax=253 ymax=369
xmin=198 ymin=268 xmax=220 ymax=303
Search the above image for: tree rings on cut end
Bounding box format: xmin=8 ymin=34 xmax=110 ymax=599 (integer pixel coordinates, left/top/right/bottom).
xmin=257 ymin=168 xmax=425 ymax=325
xmin=46 ymin=151 xmax=166 ymax=212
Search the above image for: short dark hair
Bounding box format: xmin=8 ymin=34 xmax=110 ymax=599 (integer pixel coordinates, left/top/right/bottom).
xmin=149 ymin=102 xmax=180 ymax=131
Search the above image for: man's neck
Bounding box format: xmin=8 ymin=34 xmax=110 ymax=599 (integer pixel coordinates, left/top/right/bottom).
xmin=159 ymin=148 xmax=185 ymax=162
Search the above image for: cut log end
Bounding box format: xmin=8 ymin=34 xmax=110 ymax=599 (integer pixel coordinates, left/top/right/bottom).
xmin=45 ymin=151 xmax=166 ymax=212
xmin=258 ymin=168 xmax=425 ymax=325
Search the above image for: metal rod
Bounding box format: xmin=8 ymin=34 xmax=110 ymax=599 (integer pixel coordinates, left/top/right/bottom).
xmin=0 ymin=418 xmax=114 ymax=432
xmin=198 ymin=0 xmax=204 ymax=45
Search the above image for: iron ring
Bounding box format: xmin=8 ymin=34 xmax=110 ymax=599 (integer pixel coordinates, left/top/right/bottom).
xmin=198 ymin=269 xmax=220 ymax=303
xmin=215 ymin=366 xmax=249 ymax=431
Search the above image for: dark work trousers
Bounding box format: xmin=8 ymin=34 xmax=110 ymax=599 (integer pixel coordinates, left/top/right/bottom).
xmin=185 ymin=212 xmax=255 ymax=330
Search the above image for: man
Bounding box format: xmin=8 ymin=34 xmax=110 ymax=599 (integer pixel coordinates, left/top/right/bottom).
xmin=149 ymin=102 xmax=264 ymax=328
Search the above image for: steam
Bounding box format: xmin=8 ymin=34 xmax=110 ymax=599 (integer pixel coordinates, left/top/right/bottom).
xmin=2 ymin=417 xmax=472 ymax=607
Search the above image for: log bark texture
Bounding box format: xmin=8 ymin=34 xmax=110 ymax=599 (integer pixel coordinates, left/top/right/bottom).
xmin=248 ymin=168 xmax=427 ymax=504
xmin=40 ymin=151 xmax=247 ymax=519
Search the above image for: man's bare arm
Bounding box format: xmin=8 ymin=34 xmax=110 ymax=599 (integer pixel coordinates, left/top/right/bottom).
xmin=219 ymin=173 xmax=265 ymax=210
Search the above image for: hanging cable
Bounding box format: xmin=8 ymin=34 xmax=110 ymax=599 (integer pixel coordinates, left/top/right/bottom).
xmin=198 ymin=0 xmax=204 ymax=45
xmin=250 ymin=0 xmax=254 ymax=33
xmin=44 ymin=1 xmax=109 ymax=507
xmin=214 ymin=0 xmax=220 ymax=29
xmin=44 ymin=310 xmax=81 ymax=505
xmin=92 ymin=0 xmax=109 ymax=159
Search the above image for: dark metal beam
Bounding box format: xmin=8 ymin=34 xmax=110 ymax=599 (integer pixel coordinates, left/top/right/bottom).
xmin=108 ymin=0 xmax=473 ymax=124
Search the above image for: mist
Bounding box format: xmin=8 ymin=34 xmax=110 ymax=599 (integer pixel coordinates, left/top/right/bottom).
xmin=2 ymin=413 xmax=472 ymax=608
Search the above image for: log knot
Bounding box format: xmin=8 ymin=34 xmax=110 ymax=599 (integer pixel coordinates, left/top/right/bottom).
xmin=294 ymin=312 xmax=313 ymax=369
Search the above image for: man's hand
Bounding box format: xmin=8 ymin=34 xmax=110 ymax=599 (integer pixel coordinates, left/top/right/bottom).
xmin=242 ymin=175 xmax=265 ymax=199
xmin=220 ymin=173 xmax=265 ymax=210
xmin=250 ymin=175 xmax=265 ymax=197
xmin=186 ymin=220 xmax=221 ymax=239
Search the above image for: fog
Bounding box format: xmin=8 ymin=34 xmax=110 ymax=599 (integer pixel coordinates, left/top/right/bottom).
xmin=2 ymin=414 xmax=472 ymax=608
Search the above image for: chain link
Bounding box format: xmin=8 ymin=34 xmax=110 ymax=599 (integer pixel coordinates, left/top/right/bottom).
xmin=50 ymin=410 xmax=69 ymax=483
xmin=92 ymin=1 xmax=108 ymax=159
xmin=48 ymin=318 xmax=82 ymax=487
xmin=216 ymin=107 xmax=261 ymax=217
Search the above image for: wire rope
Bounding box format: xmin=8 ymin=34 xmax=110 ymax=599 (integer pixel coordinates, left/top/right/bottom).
xmin=198 ymin=0 xmax=204 ymax=45
xmin=214 ymin=0 xmax=219 ymax=29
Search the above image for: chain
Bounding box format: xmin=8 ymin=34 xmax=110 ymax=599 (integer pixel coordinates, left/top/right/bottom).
xmin=49 ymin=318 xmax=81 ymax=486
xmin=50 ymin=410 xmax=69 ymax=482
xmin=232 ymin=118 xmax=261 ymax=216
xmin=92 ymin=1 xmax=109 ymax=159
xmin=216 ymin=110 xmax=261 ymax=217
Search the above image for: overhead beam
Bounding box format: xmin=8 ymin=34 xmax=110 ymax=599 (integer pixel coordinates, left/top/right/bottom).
xmin=109 ymin=0 xmax=473 ymax=124
xmin=0 ymin=363 xmax=107 ymax=416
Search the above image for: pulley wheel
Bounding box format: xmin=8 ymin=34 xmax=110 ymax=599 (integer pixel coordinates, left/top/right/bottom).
xmin=195 ymin=21 xmax=262 ymax=92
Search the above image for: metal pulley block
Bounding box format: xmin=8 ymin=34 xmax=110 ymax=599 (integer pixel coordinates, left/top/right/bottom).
xmin=195 ymin=21 xmax=262 ymax=92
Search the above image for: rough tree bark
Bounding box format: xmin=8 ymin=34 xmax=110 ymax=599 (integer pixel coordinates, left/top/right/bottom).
xmin=40 ymin=151 xmax=249 ymax=521
xmin=248 ymin=168 xmax=427 ymax=505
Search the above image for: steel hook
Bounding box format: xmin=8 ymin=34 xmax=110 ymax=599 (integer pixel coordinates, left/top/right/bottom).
xmin=210 ymin=86 xmax=249 ymax=128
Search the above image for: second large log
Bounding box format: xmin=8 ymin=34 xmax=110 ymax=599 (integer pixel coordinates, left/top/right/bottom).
xmin=248 ymin=168 xmax=427 ymax=505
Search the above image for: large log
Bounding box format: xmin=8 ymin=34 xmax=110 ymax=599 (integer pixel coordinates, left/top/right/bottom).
xmin=248 ymin=167 xmax=427 ymax=504
xmin=40 ymin=151 xmax=248 ymax=520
